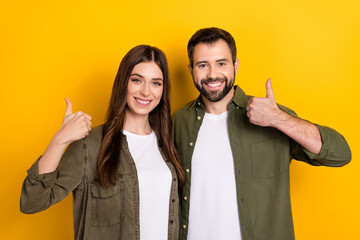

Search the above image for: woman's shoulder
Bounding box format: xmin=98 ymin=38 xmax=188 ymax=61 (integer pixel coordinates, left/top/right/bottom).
xmin=63 ymin=125 xmax=103 ymax=160
xmin=87 ymin=125 xmax=104 ymax=140
xmin=83 ymin=124 xmax=104 ymax=156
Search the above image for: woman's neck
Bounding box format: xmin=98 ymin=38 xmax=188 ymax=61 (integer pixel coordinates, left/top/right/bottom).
xmin=123 ymin=109 xmax=152 ymax=135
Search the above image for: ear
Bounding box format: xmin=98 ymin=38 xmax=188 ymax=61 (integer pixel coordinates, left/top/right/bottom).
xmin=187 ymin=64 xmax=193 ymax=75
xmin=234 ymin=58 xmax=239 ymax=75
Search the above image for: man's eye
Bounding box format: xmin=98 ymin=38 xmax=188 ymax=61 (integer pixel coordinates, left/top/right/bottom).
xmin=198 ymin=64 xmax=207 ymax=68
xmin=218 ymin=62 xmax=226 ymax=66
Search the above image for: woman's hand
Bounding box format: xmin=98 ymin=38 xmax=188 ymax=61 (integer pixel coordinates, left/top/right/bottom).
xmin=53 ymin=98 xmax=92 ymax=146
xmin=38 ymin=99 xmax=92 ymax=174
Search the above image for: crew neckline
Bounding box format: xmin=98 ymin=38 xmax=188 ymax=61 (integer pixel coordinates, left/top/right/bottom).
xmin=204 ymin=111 xmax=228 ymax=120
xmin=123 ymin=129 xmax=154 ymax=137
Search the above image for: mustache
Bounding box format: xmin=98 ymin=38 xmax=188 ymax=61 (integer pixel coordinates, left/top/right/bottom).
xmin=201 ymin=77 xmax=227 ymax=85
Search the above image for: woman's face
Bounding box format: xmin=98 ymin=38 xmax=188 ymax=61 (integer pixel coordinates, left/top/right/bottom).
xmin=126 ymin=61 xmax=164 ymax=117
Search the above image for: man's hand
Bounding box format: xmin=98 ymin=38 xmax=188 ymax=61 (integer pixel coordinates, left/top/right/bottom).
xmin=53 ymin=98 xmax=92 ymax=146
xmin=246 ymin=79 xmax=322 ymax=154
xmin=246 ymin=78 xmax=283 ymax=127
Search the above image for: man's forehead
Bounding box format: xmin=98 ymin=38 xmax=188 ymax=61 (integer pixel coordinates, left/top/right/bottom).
xmin=193 ymin=39 xmax=232 ymax=62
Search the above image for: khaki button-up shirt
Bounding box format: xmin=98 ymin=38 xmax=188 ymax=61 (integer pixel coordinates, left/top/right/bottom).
xmin=172 ymin=85 xmax=351 ymax=240
xmin=20 ymin=126 xmax=179 ymax=240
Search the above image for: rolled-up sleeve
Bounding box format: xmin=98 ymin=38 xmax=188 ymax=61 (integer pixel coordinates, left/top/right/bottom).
xmin=20 ymin=139 xmax=86 ymax=214
xmin=291 ymin=124 xmax=351 ymax=167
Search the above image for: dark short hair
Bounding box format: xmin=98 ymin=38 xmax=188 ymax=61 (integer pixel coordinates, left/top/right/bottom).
xmin=187 ymin=27 xmax=237 ymax=67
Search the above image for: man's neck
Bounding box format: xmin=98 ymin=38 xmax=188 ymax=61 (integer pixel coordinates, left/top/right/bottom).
xmin=203 ymin=88 xmax=235 ymax=115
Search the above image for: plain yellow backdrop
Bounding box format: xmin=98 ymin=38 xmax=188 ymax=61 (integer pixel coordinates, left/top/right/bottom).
xmin=1 ymin=0 xmax=359 ymax=239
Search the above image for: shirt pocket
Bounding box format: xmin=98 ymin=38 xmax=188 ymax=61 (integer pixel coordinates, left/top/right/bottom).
xmin=90 ymin=181 xmax=124 ymax=227
xmin=251 ymin=139 xmax=288 ymax=177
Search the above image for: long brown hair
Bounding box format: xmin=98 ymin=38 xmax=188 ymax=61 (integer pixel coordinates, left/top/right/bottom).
xmin=98 ymin=45 xmax=184 ymax=187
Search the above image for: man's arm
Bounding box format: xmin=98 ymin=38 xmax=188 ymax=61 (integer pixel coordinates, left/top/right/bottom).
xmin=246 ymin=78 xmax=322 ymax=154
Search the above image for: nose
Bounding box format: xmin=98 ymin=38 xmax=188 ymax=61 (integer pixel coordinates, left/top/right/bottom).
xmin=207 ymin=65 xmax=217 ymax=80
xmin=140 ymin=82 xmax=150 ymax=96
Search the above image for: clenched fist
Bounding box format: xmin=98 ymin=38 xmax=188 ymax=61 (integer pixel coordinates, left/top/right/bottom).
xmin=246 ymin=78 xmax=283 ymax=127
xmin=53 ymin=98 xmax=92 ymax=146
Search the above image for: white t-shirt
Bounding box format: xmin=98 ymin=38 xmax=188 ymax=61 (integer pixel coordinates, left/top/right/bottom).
xmin=187 ymin=111 xmax=242 ymax=240
xmin=123 ymin=130 xmax=172 ymax=240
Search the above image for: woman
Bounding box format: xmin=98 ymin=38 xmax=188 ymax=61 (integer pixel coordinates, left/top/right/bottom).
xmin=20 ymin=45 xmax=184 ymax=240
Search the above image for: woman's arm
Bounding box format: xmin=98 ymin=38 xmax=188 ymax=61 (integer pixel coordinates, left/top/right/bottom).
xmin=20 ymin=98 xmax=92 ymax=214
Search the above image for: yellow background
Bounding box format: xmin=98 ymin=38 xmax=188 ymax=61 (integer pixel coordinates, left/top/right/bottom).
xmin=1 ymin=0 xmax=359 ymax=239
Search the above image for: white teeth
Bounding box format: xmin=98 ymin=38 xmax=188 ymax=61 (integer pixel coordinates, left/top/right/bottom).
xmin=208 ymin=82 xmax=221 ymax=87
xmin=136 ymin=98 xmax=150 ymax=104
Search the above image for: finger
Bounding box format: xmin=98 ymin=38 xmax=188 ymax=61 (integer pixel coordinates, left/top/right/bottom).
xmin=266 ymin=78 xmax=275 ymax=100
xmin=247 ymin=97 xmax=253 ymax=111
xmin=64 ymin=98 xmax=73 ymax=116
xmin=82 ymin=122 xmax=91 ymax=133
xmin=86 ymin=119 xmax=92 ymax=131
xmin=83 ymin=113 xmax=92 ymax=121
xmin=85 ymin=126 xmax=92 ymax=135
xmin=75 ymin=111 xmax=92 ymax=121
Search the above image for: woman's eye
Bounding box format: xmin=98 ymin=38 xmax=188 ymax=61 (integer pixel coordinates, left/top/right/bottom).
xmin=153 ymin=82 xmax=162 ymax=86
xmin=131 ymin=78 xmax=141 ymax=83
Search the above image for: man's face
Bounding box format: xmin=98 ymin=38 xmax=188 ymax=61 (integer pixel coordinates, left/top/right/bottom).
xmin=189 ymin=39 xmax=239 ymax=102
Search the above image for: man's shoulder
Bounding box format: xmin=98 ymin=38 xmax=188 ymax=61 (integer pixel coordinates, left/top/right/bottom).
xmin=172 ymin=100 xmax=197 ymax=121
xmin=277 ymin=104 xmax=297 ymax=117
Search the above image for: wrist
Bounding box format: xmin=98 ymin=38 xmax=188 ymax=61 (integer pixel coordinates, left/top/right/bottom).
xmin=52 ymin=131 xmax=70 ymax=148
xmin=269 ymin=108 xmax=290 ymax=129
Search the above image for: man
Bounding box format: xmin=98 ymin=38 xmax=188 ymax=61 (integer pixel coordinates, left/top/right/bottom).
xmin=172 ymin=27 xmax=351 ymax=240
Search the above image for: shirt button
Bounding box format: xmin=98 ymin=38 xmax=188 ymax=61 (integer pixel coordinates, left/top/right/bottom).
xmin=197 ymin=116 xmax=201 ymax=120
xmin=170 ymin=220 xmax=174 ymax=224
xmin=184 ymin=196 xmax=188 ymax=201
xmin=186 ymin=168 xmax=190 ymax=173
xmin=236 ymin=106 xmax=239 ymax=109
xmin=172 ymin=198 xmax=176 ymax=203
xmin=189 ymin=142 xmax=193 ymax=146
xmin=183 ymin=224 xmax=187 ymax=229
xmin=197 ymin=102 xmax=201 ymax=106
xmin=240 ymin=198 xmax=244 ymax=202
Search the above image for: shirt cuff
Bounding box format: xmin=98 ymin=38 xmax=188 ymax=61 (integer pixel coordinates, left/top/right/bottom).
xmin=301 ymin=124 xmax=329 ymax=160
xmin=27 ymin=156 xmax=58 ymax=188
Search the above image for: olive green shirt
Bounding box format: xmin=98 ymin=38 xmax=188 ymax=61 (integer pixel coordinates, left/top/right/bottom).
xmin=172 ymin=86 xmax=351 ymax=240
xmin=20 ymin=125 xmax=179 ymax=240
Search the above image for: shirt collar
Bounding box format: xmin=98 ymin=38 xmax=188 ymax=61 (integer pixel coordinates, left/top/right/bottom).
xmin=231 ymin=85 xmax=247 ymax=108
xmin=192 ymin=85 xmax=247 ymax=109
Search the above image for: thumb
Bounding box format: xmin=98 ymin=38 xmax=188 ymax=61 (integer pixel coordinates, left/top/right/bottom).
xmin=64 ymin=98 xmax=73 ymax=116
xmin=266 ymin=78 xmax=275 ymax=100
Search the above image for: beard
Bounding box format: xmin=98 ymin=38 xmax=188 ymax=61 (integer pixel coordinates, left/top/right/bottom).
xmin=193 ymin=75 xmax=235 ymax=102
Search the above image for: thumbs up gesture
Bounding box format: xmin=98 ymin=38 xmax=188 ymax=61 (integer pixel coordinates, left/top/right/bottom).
xmin=246 ymin=78 xmax=282 ymax=127
xmin=53 ymin=98 xmax=92 ymax=146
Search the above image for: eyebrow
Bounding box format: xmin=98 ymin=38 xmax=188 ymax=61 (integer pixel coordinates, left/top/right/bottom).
xmin=130 ymin=73 xmax=163 ymax=81
xmin=216 ymin=58 xmax=229 ymax=62
xmin=195 ymin=58 xmax=230 ymax=65
xmin=195 ymin=61 xmax=208 ymax=65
